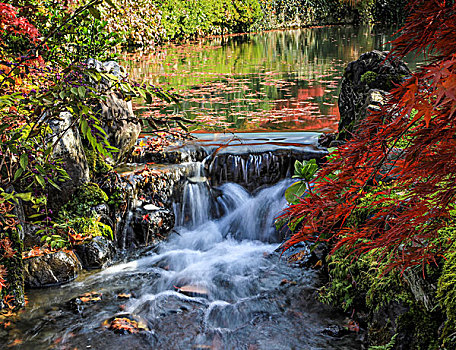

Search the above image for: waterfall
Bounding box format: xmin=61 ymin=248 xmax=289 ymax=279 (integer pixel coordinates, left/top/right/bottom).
xmin=176 ymin=162 xmax=215 ymax=227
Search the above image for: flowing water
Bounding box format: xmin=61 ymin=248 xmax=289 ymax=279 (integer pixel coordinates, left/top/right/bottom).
xmin=1 ymin=175 xmax=361 ymax=349
xmin=1 ymin=25 xmax=418 ymax=348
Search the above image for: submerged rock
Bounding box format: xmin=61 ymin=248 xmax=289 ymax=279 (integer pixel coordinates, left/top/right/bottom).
xmin=74 ymin=236 xmax=115 ymax=270
xmin=23 ymin=250 xmax=82 ymax=288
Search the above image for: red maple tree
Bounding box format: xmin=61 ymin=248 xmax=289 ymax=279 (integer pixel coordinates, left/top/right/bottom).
xmin=281 ymin=0 xmax=456 ymax=272
xmin=0 ymin=3 xmax=39 ymax=43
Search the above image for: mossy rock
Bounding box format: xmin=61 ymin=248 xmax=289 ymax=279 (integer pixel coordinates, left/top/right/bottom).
xmin=62 ymin=182 xmax=109 ymax=217
xmin=84 ymin=146 xmax=112 ymax=179
xmin=0 ymin=229 xmax=24 ymax=309
xmin=360 ymin=70 xmax=378 ymax=85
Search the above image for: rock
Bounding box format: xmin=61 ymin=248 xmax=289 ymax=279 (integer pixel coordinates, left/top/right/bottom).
xmin=99 ymin=91 xmax=141 ymax=162
xmin=129 ymin=208 xmax=175 ymax=247
xmin=403 ymin=268 xmax=437 ymax=312
xmin=206 ymin=149 xmax=327 ymax=192
xmin=86 ymin=58 xmax=140 ymax=162
xmin=23 ymin=250 xmax=82 ymax=288
xmin=143 ymin=204 xmax=160 ymax=211
xmin=322 ymin=325 xmax=347 ymax=338
xmin=102 ymin=313 xmax=150 ymax=334
xmin=68 ymin=291 xmax=103 ymax=314
xmin=86 ymin=58 xmax=126 ymax=80
xmin=47 ymin=111 xmax=90 ymax=207
xmin=174 ymin=285 xmax=209 ymax=298
xmin=74 ymin=236 xmax=115 ymax=270
xmin=338 ymin=50 xmax=411 ymax=140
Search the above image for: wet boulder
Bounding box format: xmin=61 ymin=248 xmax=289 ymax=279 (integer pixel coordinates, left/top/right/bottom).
xmin=23 ymin=250 xmax=82 ymax=288
xmin=74 ymin=236 xmax=115 ymax=270
xmin=129 ymin=206 xmax=175 ymax=247
xmin=337 ymin=50 xmax=411 ymax=140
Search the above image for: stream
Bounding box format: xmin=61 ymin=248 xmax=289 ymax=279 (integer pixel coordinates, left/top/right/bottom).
xmin=2 ymin=172 xmax=361 ymax=349
xmin=0 ymin=25 xmax=418 ymax=349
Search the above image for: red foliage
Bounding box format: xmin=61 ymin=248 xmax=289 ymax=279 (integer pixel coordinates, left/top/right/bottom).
xmin=0 ymin=3 xmax=39 ymax=42
xmin=282 ymin=0 xmax=456 ymax=272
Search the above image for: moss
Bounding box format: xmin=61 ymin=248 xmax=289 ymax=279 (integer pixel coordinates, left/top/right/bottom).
xmin=67 ymin=217 xmax=113 ymax=240
xmin=361 ymin=70 xmax=378 ymax=85
xmin=396 ymin=303 xmax=441 ymax=350
xmin=0 ymin=229 xmax=24 ymax=309
xmin=84 ymin=146 xmax=112 ymax=179
xmin=437 ymin=227 xmax=456 ymax=349
xmin=61 ymin=182 xmax=108 ymax=217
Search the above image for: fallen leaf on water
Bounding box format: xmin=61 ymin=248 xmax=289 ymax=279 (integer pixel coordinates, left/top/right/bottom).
xmin=8 ymin=339 xmax=23 ymax=347
xmin=117 ymin=293 xmax=132 ymax=299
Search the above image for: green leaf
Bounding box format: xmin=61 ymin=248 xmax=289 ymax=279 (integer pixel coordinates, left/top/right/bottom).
xmin=294 ymin=160 xmax=302 ymax=175
xmin=35 ymin=164 xmax=46 ymax=174
xmin=13 ymin=168 xmax=24 ymax=181
xmin=20 ymin=154 xmax=28 ymax=170
xmin=78 ymin=86 xmax=86 ymax=99
xmin=285 ymin=181 xmax=308 ymax=204
xmin=15 ymin=192 xmax=32 ymax=201
xmin=35 ymin=174 xmax=46 ymax=188
xmin=59 ymin=91 xmax=67 ymax=100
xmin=88 ymin=6 xmax=101 ymax=20
xmin=48 ymin=178 xmax=61 ymax=191
xmin=80 ymin=119 xmax=88 ymax=136
xmin=92 ymin=124 xmax=107 ymax=136
xmin=105 ymin=0 xmax=117 ymax=8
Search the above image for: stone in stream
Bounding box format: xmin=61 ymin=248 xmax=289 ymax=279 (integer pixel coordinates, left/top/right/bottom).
xmin=129 ymin=207 xmax=175 ymax=247
xmin=174 ymin=285 xmax=209 ymax=298
xmin=23 ymin=250 xmax=82 ymax=288
xmin=73 ymin=236 xmax=115 ymax=270
xmin=336 ymin=50 xmax=411 ymax=141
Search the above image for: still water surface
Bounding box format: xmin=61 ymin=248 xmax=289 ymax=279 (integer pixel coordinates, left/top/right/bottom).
xmin=124 ymin=25 xmax=414 ymax=133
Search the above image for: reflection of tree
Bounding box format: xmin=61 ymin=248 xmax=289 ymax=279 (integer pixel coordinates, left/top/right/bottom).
xmin=123 ymin=26 xmax=411 ymax=132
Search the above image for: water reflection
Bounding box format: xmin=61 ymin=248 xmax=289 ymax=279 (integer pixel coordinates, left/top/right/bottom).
xmin=123 ymin=25 xmax=410 ymax=132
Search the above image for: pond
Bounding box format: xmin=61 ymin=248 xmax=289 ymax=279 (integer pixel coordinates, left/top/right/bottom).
xmin=123 ymin=25 xmax=413 ymax=134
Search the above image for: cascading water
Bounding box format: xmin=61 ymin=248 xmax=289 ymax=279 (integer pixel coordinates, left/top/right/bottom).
xmin=175 ymin=162 xmax=215 ymax=227
xmin=1 ymin=166 xmax=361 ymax=349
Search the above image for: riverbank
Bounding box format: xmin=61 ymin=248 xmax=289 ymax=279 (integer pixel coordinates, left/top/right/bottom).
xmin=97 ymin=0 xmax=408 ymax=48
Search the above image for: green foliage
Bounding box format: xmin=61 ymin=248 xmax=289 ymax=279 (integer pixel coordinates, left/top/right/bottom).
xmin=84 ymin=146 xmax=113 ymax=178
xmin=284 ymin=159 xmax=318 ymax=204
xmin=48 ymin=182 xmax=113 ymax=244
xmin=368 ymin=334 xmax=397 ymax=350
xmin=319 ymin=184 xmax=409 ymax=310
xmin=59 ymin=216 xmax=113 ymax=240
xmin=285 ymin=181 xmax=308 ymax=205
xmin=156 ymin=0 xmax=263 ymax=41
xmin=100 ymin=0 xmax=163 ymax=47
xmin=40 ymin=234 xmax=67 ymax=250
xmin=45 ymin=13 xmax=123 ymax=64
xmin=61 ymin=182 xmax=108 ymax=218
xmin=437 ymin=226 xmax=456 ymax=349
xmin=293 ymin=159 xmax=318 ymax=181
xmin=360 ymin=70 xmax=378 ymax=85
xmin=99 ymin=0 xmax=262 ymax=46
xmin=320 ymin=244 xmax=409 ymax=312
